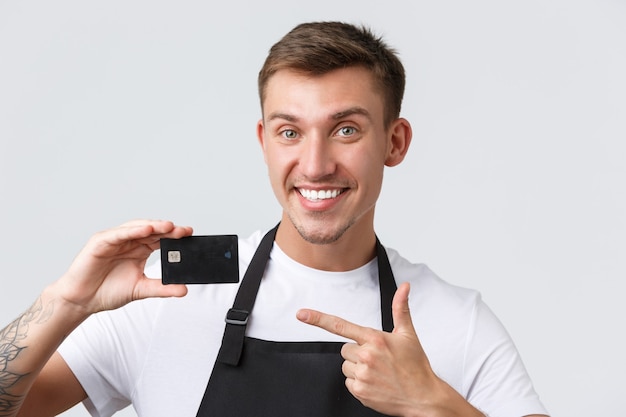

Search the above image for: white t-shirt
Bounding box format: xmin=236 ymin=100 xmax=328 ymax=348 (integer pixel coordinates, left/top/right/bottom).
xmin=58 ymin=230 xmax=549 ymax=417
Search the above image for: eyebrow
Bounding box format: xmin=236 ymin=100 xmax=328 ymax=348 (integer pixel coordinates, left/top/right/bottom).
xmin=332 ymin=106 xmax=372 ymax=121
xmin=266 ymin=112 xmax=298 ymax=122
xmin=266 ymin=107 xmax=372 ymax=123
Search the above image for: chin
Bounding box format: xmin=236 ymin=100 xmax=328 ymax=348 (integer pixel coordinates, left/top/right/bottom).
xmin=292 ymin=216 xmax=354 ymax=245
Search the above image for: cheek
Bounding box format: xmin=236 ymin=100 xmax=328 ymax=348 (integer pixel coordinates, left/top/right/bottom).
xmin=352 ymin=149 xmax=386 ymax=196
xmin=351 ymin=146 xmax=386 ymax=178
xmin=265 ymin=150 xmax=294 ymax=188
xmin=265 ymin=161 xmax=287 ymax=205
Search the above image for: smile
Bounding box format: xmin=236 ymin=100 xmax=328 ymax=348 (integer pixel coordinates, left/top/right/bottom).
xmin=298 ymin=188 xmax=344 ymax=201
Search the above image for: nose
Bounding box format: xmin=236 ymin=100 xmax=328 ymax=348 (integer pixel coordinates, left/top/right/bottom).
xmin=299 ymin=134 xmax=336 ymax=180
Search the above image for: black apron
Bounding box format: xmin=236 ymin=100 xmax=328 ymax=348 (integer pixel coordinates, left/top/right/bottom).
xmin=196 ymin=225 xmax=397 ymax=417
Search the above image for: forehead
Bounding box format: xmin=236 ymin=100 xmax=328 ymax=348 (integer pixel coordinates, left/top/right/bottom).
xmin=262 ymin=67 xmax=385 ymax=122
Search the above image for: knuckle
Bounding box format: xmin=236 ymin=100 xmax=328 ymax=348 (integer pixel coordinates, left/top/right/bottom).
xmin=367 ymin=332 xmax=387 ymax=349
xmin=340 ymin=342 xmax=355 ymax=356
xmin=351 ymin=380 xmax=368 ymax=398
xmin=358 ymin=349 xmax=376 ymax=365
xmin=331 ymin=317 xmax=346 ymax=334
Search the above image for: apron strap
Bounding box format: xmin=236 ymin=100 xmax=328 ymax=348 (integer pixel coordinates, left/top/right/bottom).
xmin=216 ymin=224 xmax=279 ymax=366
xmin=216 ymin=224 xmax=397 ymax=366
xmin=376 ymin=236 xmax=396 ymax=332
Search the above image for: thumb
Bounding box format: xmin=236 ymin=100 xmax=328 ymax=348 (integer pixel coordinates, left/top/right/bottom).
xmin=392 ymin=282 xmax=416 ymax=336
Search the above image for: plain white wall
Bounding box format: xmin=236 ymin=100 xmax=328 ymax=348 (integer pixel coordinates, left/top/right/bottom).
xmin=1 ymin=1 xmax=624 ymax=416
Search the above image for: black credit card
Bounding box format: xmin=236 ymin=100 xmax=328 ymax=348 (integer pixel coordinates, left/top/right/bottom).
xmin=160 ymin=235 xmax=239 ymax=284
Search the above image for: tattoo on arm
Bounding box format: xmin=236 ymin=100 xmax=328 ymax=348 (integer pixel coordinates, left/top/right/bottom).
xmin=0 ymin=298 xmax=54 ymax=415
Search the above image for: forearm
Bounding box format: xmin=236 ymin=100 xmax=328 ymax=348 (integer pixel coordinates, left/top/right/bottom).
xmin=0 ymin=285 xmax=88 ymax=416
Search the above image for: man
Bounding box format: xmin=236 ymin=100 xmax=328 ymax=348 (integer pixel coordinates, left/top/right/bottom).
xmin=1 ymin=22 xmax=549 ymax=416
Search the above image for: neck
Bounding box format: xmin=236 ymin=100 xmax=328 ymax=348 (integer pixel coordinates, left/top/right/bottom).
xmin=274 ymin=215 xmax=377 ymax=272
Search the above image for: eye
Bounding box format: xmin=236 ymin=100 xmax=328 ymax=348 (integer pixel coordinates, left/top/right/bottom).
xmin=337 ymin=126 xmax=357 ymax=137
xmin=281 ymin=129 xmax=298 ymax=140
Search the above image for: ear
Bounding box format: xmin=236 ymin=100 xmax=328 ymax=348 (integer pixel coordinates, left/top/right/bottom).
xmin=256 ymin=119 xmax=268 ymax=164
xmin=385 ymin=117 xmax=412 ymax=167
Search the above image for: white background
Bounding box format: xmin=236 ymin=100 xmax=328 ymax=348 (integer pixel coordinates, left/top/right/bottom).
xmin=1 ymin=1 xmax=625 ymax=416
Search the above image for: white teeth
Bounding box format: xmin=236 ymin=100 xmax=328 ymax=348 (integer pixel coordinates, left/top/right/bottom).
xmin=298 ymin=188 xmax=342 ymax=201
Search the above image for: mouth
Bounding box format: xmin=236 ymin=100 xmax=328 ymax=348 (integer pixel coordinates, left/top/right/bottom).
xmin=297 ymin=188 xmax=345 ymax=202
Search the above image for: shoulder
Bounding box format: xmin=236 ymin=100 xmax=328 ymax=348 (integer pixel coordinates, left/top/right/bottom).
xmin=237 ymin=229 xmax=267 ymax=262
xmin=383 ymin=245 xmax=507 ymax=353
xmin=385 ymin=246 xmax=481 ymax=311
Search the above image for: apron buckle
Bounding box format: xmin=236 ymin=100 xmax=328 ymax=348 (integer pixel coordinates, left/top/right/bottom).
xmin=225 ymin=308 xmax=249 ymax=325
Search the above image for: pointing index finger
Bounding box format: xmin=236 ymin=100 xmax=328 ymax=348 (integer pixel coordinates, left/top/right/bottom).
xmin=297 ymin=309 xmax=371 ymax=345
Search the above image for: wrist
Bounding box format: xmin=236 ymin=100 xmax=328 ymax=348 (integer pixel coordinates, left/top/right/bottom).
xmin=41 ymin=282 xmax=93 ymax=328
xmin=403 ymin=378 xmax=485 ymax=417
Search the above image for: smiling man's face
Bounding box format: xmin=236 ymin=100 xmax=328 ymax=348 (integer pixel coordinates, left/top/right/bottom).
xmin=257 ymin=66 xmax=394 ymax=246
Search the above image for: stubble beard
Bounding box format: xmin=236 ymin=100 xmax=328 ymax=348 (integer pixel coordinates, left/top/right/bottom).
xmin=288 ymin=211 xmax=355 ymax=245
